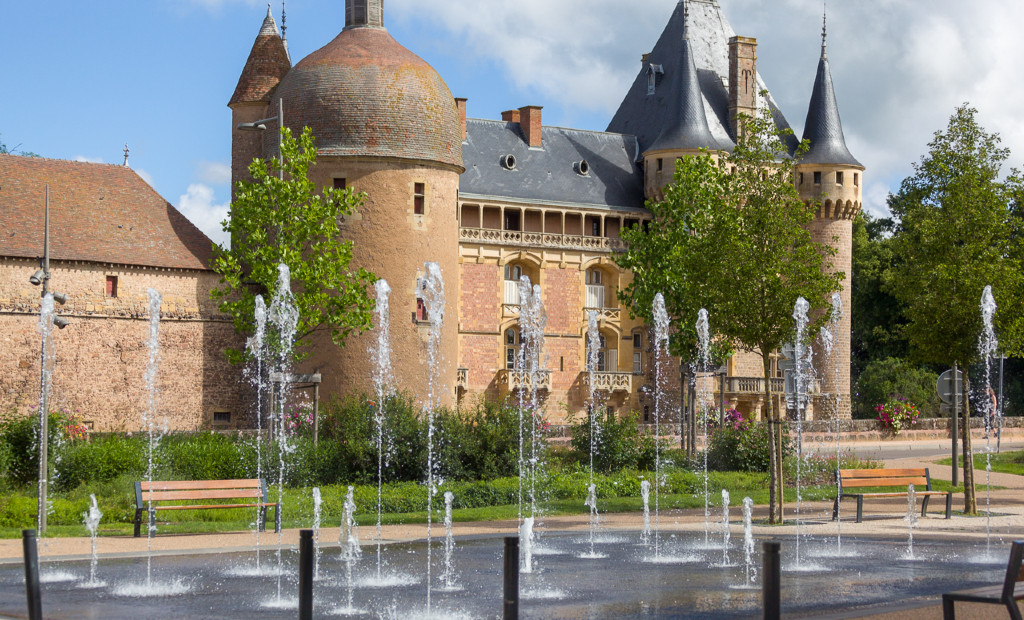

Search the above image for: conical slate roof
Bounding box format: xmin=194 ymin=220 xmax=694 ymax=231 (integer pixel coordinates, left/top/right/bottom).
xmin=608 ymin=1 xmax=797 ymax=155
xmin=647 ymin=37 xmax=723 ymax=153
xmin=229 ymin=7 xmax=292 ymax=106
xmin=799 ymin=43 xmax=861 ymax=167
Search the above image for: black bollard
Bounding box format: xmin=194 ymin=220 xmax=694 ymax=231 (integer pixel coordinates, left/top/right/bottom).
xmin=762 ymin=541 xmax=780 ymax=620
xmin=299 ymin=529 xmax=314 ymax=620
xmin=503 ymin=536 xmax=519 ymax=620
xmin=22 ymin=529 xmax=42 ymax=620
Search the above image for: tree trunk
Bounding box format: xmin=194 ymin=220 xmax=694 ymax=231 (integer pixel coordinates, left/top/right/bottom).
xmin=763 ymin=354 xmax=782 ymax=524
xmin=961 ymin=370 xmax=977 ymax=514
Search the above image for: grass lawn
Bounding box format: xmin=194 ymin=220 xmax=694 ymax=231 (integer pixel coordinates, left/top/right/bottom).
xmin=936 ymin=449 xmax=1024 ymax=476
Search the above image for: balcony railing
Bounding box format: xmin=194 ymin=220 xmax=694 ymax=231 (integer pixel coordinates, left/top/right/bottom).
xmin=583 ymin=371 xmax=633 ymax=393
xmin=456 ymin=367 xmax=468 ymax=390
xmin=497 ymin=369 xmax=553 ymax=392
xmin=460 ymin=227 xmax=627 ymax=253
xmin=583 ymin=307 xmax=620 ymax=322
xmin=722 ymin=376 xmax=820 ymax=395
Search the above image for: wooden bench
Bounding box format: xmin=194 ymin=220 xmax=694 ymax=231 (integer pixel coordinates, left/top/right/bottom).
xmin=133 ymin=479 xmax=280 ymax=537
xmin=832 ymin=468 xmax=952 ymax=523
xmin=943 ymin=540 xmax=1024 ymax=619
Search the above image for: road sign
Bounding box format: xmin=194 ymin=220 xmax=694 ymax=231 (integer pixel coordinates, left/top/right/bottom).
xmin=936 ymin=369 xmax=964 ymax=405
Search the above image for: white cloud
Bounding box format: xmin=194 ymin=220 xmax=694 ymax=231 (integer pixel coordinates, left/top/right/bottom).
xmin=134 ymin=168 xmax=156 ymax=187
xmin=177 ymin=183 xmax=230 ymax=247
xmin=197 ymin=161 xmax=231 ymax=186
xmin=74 ymin=155 xmax=103 ymax=164
xmin=390 ymin=0 xmax=1024 ymax=219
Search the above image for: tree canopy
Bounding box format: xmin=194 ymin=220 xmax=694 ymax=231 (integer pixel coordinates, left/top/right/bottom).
xmin=615 ymin=107 xmax=842 ymax=523
xmin=211 ymin=126 xmax=377 ymax=361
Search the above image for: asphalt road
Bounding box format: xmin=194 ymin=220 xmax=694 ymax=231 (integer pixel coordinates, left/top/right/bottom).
xmin=807 ymin=438 xmax=1024 ymax=462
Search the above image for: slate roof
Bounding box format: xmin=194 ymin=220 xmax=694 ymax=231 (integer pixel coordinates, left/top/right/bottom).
xmin=647 ymin=35 xmax=726 ymax=153
xmin=0 ymin=155 xmax=214 ymax=271
xmin=273 ymin=26 xmax=463 ymax=169
xmin=607 ymin=0 xmax=798 ymax=155
xmin=800 ymin=46 xmax=861 ymax=167
xmin=229 ymin=7 xmax=292 ymax=106
xmin=460 ymin=119 xmax=645 ymax=210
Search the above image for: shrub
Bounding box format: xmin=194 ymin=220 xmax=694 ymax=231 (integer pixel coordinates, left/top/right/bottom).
xmin=706 ymin=421 xmax=790 ymax=473
xmin=569 ymin=410 xmax=649 ymax=473
xmin=58 ymin=434 xmax=146 ymax=491
xmin=854 ymin=357 xmax=939 ymax=419
xmin=163 ymin=433 xmax=250 ymax=481
xmin=0 ymin=408 xmax=75 ymax=488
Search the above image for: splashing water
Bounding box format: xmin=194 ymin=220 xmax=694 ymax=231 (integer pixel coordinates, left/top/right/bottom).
xmin=370 ymin=279 xmax=393 ymax=579
xmin=267 ymin=264 xmax=299 ymax=601
xmin=585 ymin=311 xmax=602 ymax=558
xmin=246 ymin=295 xmax=267 ymax=568
xmin=340 ymin=486 xmax=361 ymax=611
xmin=419 ymin=262 xmax=446 ymax=614
xmin=640 ymin=480 xmax=651 ymax=545
xmin=525 ymin=282 xmax=547 ymax=535
xmin=979 ymin=285 xmax=999 ymax=554
xmin=695 ymin=308 xmax=711 ymax=548
xmin=441 ymin=491 xmax=458 ymax=590
xmin=721 ymin=489 xmax=731 ymax=566
xmin=37 ymin=293 xmax=56 ymax=534
xmin=904 ymin=483 xmax=918 ymax=559
xmin=144 ymin=288 xmax=162 ymax=587
xmin=83 ymin=494 xmax=103 ymax=587
xmin=652 ymin=294 xmax=670 ymax=558
xmin=742 ymin=497 xmax=756 ymax=587
xmin=791 ymin=297 xmax=812 ymax=567
xmin=312 ymin=487 xmax=322 ymax=580
xmin=820 ymin=292 xmax=844 ymax=554
xmin=519 ymin=517 xmax=535 ymax=574
xmin=515 ymin=277 xmax=532 ymax=528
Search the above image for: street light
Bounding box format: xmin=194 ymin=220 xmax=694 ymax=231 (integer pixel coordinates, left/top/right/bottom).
xmin=237 ymin=98 xmax=285 ymax=181
xmin=32 ymin=184 xmax=71 ymax=535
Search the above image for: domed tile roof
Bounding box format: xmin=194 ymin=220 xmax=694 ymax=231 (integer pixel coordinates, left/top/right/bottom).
xmin=273 ymin=27 xmax=463 ymax=169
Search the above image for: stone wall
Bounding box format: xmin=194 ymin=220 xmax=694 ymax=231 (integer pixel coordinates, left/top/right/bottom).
xmin=0 ymin=258 xmax=247 ymax=431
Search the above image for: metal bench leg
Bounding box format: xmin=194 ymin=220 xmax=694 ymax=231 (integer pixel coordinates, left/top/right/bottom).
xmin=856 ymin=497 xmax=863 ymax=523
xmin=1008 ymin=599 xmax=1023 ymax=620
xmin=133 ymin=509 xmax=143 ymax=538
xmin=274 ymin=503 xmax=282 ymax=533
xmin=921 ymin=495 xmax=930 ymax=517
xmin=258 ymin=505 xmax=267 ymax=532
xmin=832 ymin=497 xmax=840 ymax=521
xmin=945 ymin=494 xmax=952 ymax=519
xmin=942 ymin=595 xmax=955 ymax=620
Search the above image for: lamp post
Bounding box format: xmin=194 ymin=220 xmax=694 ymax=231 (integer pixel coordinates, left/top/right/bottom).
xmin=31 ymin=185 xmax=70 ymax=535
xmin=237 ymin=97 xmax=285 ymax=181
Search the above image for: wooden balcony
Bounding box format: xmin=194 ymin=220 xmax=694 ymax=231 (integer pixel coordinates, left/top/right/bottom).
xmin=497 ymin=369 xmax=553 ymax=392
xmin=583 ymin=371 xmax=633 ymax=393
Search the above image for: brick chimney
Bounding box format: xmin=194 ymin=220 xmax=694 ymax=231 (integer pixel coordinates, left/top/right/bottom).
xmin=728 ymin=36 xmax=757 ymax=140
xmin=455 ymin=98 xmax=467 ymax=141
xmin=518 ymin=105 xmax=543 ymax=148
xmin=501 ymin=109 xmax=521 ymax=123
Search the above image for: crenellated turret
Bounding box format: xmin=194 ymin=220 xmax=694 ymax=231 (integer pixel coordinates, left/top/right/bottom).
xmin=795 ymin=13 xmax=864 ymax=419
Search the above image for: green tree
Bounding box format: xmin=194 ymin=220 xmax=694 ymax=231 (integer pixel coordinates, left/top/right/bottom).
xmin=616 ymin=108 xmax=842 ymax=523
xmin=888 ymin=104 xmax=1023 ymax=514
xmin=212 ymin=126 xmax=377 ymax=360
xmin=853 ymin=357 xmax=939 ymax=419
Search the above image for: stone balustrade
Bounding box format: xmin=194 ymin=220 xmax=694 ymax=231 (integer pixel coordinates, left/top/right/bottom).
xmin=459 ymin=227 xmax=627 ymax=253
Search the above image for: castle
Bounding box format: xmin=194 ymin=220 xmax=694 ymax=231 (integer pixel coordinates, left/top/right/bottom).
xmin=0 ymin=0 xmax=861 ymax=430
xmin=229 ymin=0 xmax=862 ymax=423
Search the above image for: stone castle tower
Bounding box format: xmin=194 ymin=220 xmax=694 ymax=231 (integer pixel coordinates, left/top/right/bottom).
xmin=229 ymin=1 xmax=463 ymax=403
xmin=795 ymin=23 xmax=863 ymax=419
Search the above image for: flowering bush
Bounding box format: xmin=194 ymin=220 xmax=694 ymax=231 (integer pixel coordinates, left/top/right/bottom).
xmin=284 ymin=399 xmax=315 ymax=433
xmin=874 ymin=395 xmax=920 ymax=434
xmin=721 ymin=408 xmax=748 ymax=431
xmin=62 ymin=410 xmax=89 ymax=441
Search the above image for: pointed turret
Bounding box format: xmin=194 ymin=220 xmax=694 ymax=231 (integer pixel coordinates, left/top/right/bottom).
xmin=799 ymin=16 xmax=860 ymax=166
xmin=228 ymin=5 xmax=292 ymax=106
xmin=646 ymin=34 xmax=721 ymax=154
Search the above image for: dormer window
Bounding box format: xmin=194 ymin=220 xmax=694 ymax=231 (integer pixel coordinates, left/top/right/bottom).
xmin=646 ymin=64 xmax=664 ymax=96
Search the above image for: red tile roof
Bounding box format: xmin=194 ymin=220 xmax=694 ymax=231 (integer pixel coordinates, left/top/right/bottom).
xmin=0 ymin=154 xmax=214 ymax=271
xmin=229 ymin=11 xmax=291 ymax=106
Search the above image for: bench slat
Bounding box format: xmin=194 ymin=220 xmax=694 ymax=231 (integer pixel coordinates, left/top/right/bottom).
xmin=152 ymin=503 xmax=275 ymax=511
xmin=142 ymin=489 xmax=265 ymax=502
xmin=838 ymin=468 xmax=928 ymax=478
xmin=841 ymin=477 xmax=929 ymax=488
xmin=141 ymin=479 xmax=262 ymax=491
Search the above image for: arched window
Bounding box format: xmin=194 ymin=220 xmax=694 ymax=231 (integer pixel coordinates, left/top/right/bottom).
xmin=505 ymin=327 xmax=520 ymax=370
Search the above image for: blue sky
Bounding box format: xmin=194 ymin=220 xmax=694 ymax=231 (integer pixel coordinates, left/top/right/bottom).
xmin=4 ymin=0 xmax=1022 ymax=246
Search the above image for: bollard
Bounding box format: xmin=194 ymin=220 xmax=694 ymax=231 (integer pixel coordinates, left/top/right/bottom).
xmin=299 ymin=529 xmax=314 ymax=620
xmin=22 ymin=529 xmax=42 ymax=620
xmin=762 ymin=541 xmax=780 ymax=620
xmin=503 ymin=536 xmax=519 ymax=620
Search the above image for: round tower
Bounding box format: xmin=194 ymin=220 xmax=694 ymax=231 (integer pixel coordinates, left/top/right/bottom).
xmin=794 ymin=20 xmax=863 ymax=419
xmin=256 ymin=0 xmax=464 ymax=404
